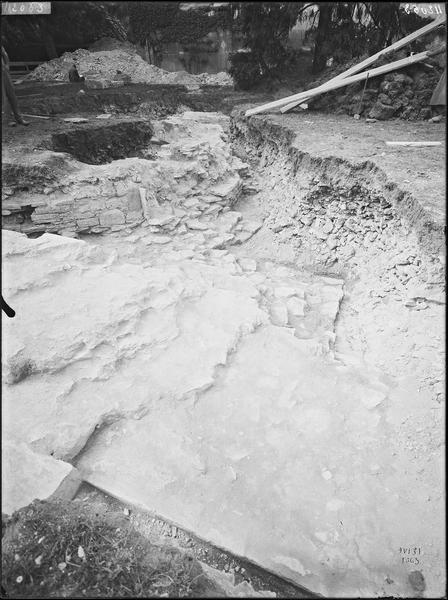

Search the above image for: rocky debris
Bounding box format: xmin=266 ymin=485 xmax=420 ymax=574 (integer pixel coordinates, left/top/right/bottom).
xmin=200 ymin=563 xmax=276 ymax=597
xmin=308 ymin=50 xmax=444 ymax=121
xmin=25 ymin=44 xmax=234 ymax=89
xmin=232 ymin=114 xmax=444 ymax=303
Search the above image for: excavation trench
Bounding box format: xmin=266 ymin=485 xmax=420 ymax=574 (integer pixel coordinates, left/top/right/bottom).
xmin=2 ymin=111 xmax=445 ymax=598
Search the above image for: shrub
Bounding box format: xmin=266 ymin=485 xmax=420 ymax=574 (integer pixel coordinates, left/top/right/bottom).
xmin=229 ymin=51 xmax=263 ymax=90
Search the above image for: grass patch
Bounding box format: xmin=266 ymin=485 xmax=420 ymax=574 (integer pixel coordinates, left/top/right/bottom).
xmin=2 ymin=499 xmax=224 ymax=598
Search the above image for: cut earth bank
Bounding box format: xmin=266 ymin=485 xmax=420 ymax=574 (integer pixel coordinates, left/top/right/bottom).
xmin=2 ymin=107 xmax=445 ymax=598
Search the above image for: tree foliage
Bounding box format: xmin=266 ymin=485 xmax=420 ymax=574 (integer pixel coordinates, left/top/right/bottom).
xmin=232 ymin=2 xmax=304 ymax=76
xmin=128 ymin=2 xmax=232 ymax=65
xmin=302 ymin=2 xmax=434 ymax=73
xmin=2 ymin=1 xmax=126 ymax=58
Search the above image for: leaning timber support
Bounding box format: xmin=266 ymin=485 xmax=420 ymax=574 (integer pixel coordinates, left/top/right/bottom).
xmin=257 ymin=15 xmax=446 ymax=116
xmin=281 ymin=15 xmax=446 ymax=114
xmin=245 ymin=49 xmax=440 ymax=117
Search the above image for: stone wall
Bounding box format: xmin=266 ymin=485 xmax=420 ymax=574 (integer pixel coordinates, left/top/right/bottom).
xmin=1 ymin=113 xmax=246 ymax=238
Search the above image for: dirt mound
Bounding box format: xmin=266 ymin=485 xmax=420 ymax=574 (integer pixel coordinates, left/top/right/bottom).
xmin=306 ymin=49 xmax=444 ymax=120
xmin=26 ymin=44 xmax=234 ymax=89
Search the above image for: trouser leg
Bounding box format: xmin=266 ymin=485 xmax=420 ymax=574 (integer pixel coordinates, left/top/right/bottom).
xmin=2 ymin=68 xmax=23 ymax=122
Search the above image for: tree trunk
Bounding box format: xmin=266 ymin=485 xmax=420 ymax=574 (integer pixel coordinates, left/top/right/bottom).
xmin=312 ymin=2 xmax=332 ymax=74
xmin=42 ymin=28 xmax=57 ymax=59
xmin=146 ymin=38 xmax=156 ymax=65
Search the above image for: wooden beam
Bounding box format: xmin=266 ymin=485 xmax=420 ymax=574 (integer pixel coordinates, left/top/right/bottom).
xmin=279 ymin=15 xmax=446 ymax=114
xmin=386 ymin=141 xmax=442 ymax=146
xmin=22 ymin=114 xmax=50 ymax=119
xmin=245 ymin=50 xmax=431 ymax=117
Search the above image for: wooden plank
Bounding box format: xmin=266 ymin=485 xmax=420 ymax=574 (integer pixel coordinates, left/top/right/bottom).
xmin=386 ymin=141 xmax=442 ymax=146
xmin=245 ymin=50 xmax=431 ymax=117
xmin=279 ymin=15 xmax=446 ymax=114
xmin=22 ymin=113 xmax=51 ymax=119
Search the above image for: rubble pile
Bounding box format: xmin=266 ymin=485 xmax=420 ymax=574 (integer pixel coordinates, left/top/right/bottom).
xmin=26 ymin=45 xmax=234 ymax=89
xmin=232 ymin=115 xmax=445 ymax=298
xmin=307 ymin=48 xmax=444 ymax=120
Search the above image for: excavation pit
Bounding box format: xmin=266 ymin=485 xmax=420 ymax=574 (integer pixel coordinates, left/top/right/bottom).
xmin=49 ymin=121 xmax=155 ymax=164
xmin=2 ymin=109 xmax=445 ymax=599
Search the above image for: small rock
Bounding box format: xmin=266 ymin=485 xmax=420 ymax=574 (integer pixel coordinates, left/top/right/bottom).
xmin=210 ymin=235 xmax=229 ymax=249
xmin=365 ymin=118 xmax=377 ymax=123
xmin=274 ymin=286 xmax=302 ymax=299
xmin=286 ymin=296 xmax=306 ymax=317
xmin=146 ymin=235 xmax=172 ymax=245
xmin=322 ymin=220 xmax=333 ymax=234
xmin=242 ymin=220 xmax=263 ymax=234
xmin=186 ymin=219 xmax=209 ymax=231
xmin=314 ymin=229 xmax=328 ymax=240
xmin=238 ymin=258 xmax=257 ymax=272
xmin=326 ymin=236 xmax=338 ymax=250
xmin=60 ymin=230 xmax=79 ymax=238
xmin=147 ymin=215 xmax=175 ymax=227
xmin=99 ymin=209 xmax=125 ymax=227
xmin=270 ymin=301 xmax=289 ymax=327
xmin=299 ymin=214 xmax=314 ymax=226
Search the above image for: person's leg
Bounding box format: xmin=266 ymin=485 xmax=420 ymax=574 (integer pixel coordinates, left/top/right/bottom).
xmin=2 ymin=67 xmax=28 ymax=124
xmin=2 ymin=75 xmax=13 ymax=119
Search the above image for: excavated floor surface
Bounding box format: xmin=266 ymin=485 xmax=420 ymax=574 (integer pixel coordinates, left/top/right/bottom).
xmin=2 ymin=107 xmax=445 ymax=599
